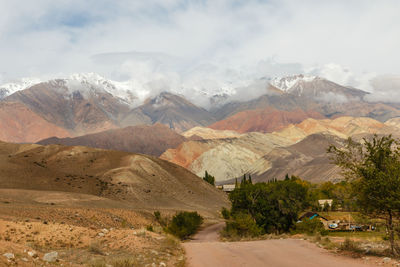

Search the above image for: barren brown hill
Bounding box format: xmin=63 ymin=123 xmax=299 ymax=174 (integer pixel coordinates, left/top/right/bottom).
xmin=124 ymin=92 xmax=216 ymax=132
xmin=38 ymin=123 xmax=187 ymax=157
xmin=182 ymin=126 xmax=242 ymax=139
xmin=0 ymin=102 xmax=70 ymax=143
xmin=0 ymin=141 xmax=228 ymax=213
xmin=274 ymin=116 xmax=399 ymax=142
xmin=161 ymin=139 xmax=222 ymax=169
xmin=247 ymin=133 xmax=345 ymax=183
xmin=161 ymin=133 xmax=293 ymax=182
xmin=209 ymin=107 xmax=325 ymax=133
xmin=5 ymin=80 xmax=130 ymax=136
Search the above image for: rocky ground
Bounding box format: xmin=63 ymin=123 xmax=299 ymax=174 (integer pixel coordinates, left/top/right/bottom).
xmin=0 ymin=203 xmax=185 ymax=266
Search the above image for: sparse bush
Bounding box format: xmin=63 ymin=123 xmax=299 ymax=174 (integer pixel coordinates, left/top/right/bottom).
xmin=340 ymin=238 xmax=362 ymax=253
xmin=166 ymin=211 xmax=203 ymax=240
xmin=154 ymin=211 xmax=167 ymax=227
xmin=221 ymin=207 xmax=230 ymax=220
xmin=112 ymin=258 xmax=137 ymax=267
xmin=89 ymin=260 xmax=106 ymax=267
xmin=222 ymin=212 xmax=262 ymax=238
xmin=292 ymin=218 xmax=327 ymax=235
xmin=154 ymin=211 xmax=161 ymax=221
xmin=88 ymin=242 xmax=104 ymax=255
xmin=146 ymin=225 xmax=154 ymax=232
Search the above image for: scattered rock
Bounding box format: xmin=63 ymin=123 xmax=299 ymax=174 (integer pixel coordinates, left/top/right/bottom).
xmin=98 ymin=232 xmax=105 ymax=237
xmin=43 ymin=251 xmax=58 ymax=262
xmin=27 ymin=251 xmax=37 ymax=258
xmin=160 ymin=262 xmax=166 ymax=267
xmin=101 ymin=228 xmax=109 ymax=234
xmin=383 ymin=257 xmax=391 ymax=263
xmin=3 ymin=253 xmax=14 ymax=260
xmin=21 ymin=257 xmax=29 ymax=262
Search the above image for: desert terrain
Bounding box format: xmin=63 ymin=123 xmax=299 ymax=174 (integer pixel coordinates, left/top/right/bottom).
xmin=0 ymin=141 xmax=228 ymax=266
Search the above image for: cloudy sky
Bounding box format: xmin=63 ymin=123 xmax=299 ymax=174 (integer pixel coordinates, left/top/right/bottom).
xmin=1 ymin=0 xmax=399 ymax=97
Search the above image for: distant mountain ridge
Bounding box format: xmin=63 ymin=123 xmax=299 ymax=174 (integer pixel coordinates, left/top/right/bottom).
xmin=37 ymin=123 xmax=188 ymax=157
xmin=2 ymin=72 xmax=400 ymax=146
xmin=209 ymin=107 xmax=325 ymax=133
xmin=161 ymin=116 xmax=400 ymax=183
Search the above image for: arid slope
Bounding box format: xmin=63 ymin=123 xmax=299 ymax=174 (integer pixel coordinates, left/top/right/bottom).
xmin=0 ymin=141 xmax=228 ymax=213
xmin=0 ymin=102 xmax=70 ymax=143
xmin=209 ymin=107 xmax=325 ymax=133
xmin=38 ymin=123 xmax=187 ymax=156
xmin=161 ymin=133 xmax=293 ymax=182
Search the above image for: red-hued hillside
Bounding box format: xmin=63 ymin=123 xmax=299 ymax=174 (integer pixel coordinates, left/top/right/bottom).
xmin=209 ymin=107 xmax=325 ymax=133
xmin=38 ymin=123 xmax=187 ymax=157
xmin=0 ymin=102 xmax=71 ymax=143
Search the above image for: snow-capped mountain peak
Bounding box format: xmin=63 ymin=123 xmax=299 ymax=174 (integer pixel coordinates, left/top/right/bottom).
xmin=64 ymin=73 xmax=142 ymax=106
xmin=270 ymin=74 xmax=316 ymax=92
xmin=0 ymin=78 xmax=42 ymax=99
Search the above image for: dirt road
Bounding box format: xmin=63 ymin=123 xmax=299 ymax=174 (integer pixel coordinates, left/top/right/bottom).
xmin=183 ymin=223 xmax=372 ymax=267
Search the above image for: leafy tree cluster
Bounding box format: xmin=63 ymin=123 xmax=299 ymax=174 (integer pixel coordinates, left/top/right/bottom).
xmin=328 ymin=135 xmax=400 ymax=255
xmin=203 ymin=171 xmax=215 ymax=186
xmin=165 ymin=211 xmax=204 ymax=240
xmin=307 ymin=180 xmax=355 ymax=212
xmin=223 ymin=175 xmax=309 ymax=237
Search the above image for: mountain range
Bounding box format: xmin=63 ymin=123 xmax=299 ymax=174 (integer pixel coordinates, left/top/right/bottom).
xmin=2 ymin=72 xmax=400 ymax=184
xmin=161 ymin=116 xmax=400 ymax=183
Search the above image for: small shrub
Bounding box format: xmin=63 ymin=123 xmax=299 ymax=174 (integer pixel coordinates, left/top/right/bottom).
xmin=89 ymin=260 xmax=106 ymax=267
xmin=292 ymin=218 xmax=326 ymax=235
xmin=166 ymin=211 xmax=203 ymax=239
xmin=340 ymin=238 xmax=362 ymax=253
xmin=221 ymin=207 xmax=230 ymax=220
xmin=146 ymin=225 xmax=154 ymax=232
xmin=222 ymin=212 xmax=262 ymax=238
xmin=154 ymin=211 xmax=167 ymax=227
xmin=112 ymin=258 xmax=137 ymax=267
xmin=88 ymin=242 xmax=104 ymax=255
xmin=154 ymin=211 xmax=161 ymax=221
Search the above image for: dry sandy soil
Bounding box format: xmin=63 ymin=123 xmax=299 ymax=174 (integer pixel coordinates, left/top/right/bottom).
xmin=0 ymin=141 xmax=228 ymax=266
xmin=184 ymin=223 xmax=387 ymax=267
xmin=0 ymin=203 xmax=185 ymax=266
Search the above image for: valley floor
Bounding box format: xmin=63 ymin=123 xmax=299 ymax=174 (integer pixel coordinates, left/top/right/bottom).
xmin=184 ymin=223 xmax=377 ymax=267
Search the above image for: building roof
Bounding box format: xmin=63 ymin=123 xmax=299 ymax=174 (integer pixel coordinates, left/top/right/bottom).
xmin=222 ymin=184 xmax=236 ymax=192
xmin=299 ymin=212 xmax=328 ymax=221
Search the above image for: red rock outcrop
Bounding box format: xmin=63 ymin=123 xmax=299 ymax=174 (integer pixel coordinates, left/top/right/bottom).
xmin=209 ymin=107 xmax=325 ymax=133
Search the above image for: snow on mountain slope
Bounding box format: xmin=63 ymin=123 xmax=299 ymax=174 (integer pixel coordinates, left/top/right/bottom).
xmin=0 ymin=73 xmax=145 ymax=106
xmin=65 ymin=73 xmax=143 ymax=106
xmin=0 ymin=78 xmax=42 ymax=99
xmin=269 ymin=74 xmax=316 ymax=92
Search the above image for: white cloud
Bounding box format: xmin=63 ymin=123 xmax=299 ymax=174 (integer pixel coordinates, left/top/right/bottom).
xmin=307 ymin=63 xmax=376 ymax=92
xmin=365 ymin=75 xmax=400 ymax=103
xmin=0 ymin=0 xmax=399 ymax=99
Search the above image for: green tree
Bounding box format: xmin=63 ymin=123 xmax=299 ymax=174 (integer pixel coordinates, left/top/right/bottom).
xmin=166 ymin=211 xmax=204 ymax=239
xmin=228 ymin=178 xmax=309 ymax=234
xmin=328 ymin=135 xmax=400 ymax=255
xmin=203 ymin=171 xmax=215 ymax=186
